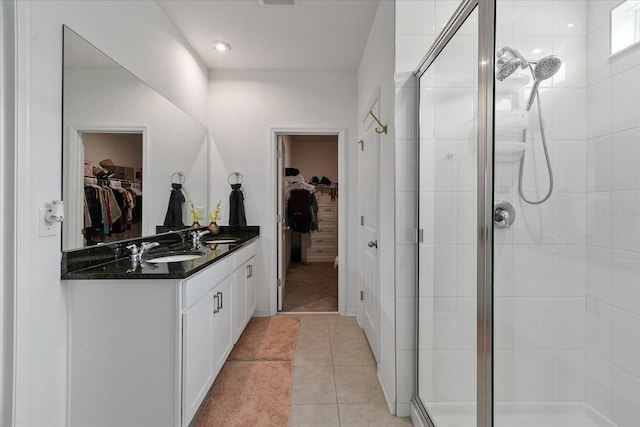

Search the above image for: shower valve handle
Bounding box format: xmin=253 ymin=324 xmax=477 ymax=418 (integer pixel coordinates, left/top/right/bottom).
xmin=494 ymin=201 xmax=516 ymax=229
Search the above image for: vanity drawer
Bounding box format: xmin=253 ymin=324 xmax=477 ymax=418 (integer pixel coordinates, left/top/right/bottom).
xmin=318 ymin=206 xmax=337 ymax=220
xmin=233 ymin=241 xmax=257 ymax=269
xmin=182 ymin=255 xmax=234 ymax=310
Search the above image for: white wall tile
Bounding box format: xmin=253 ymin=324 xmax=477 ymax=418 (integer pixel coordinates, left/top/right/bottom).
xmin=396 ymin=191 xmax=418 ymax=244
xmin=433 ymin=140 xmax=476 ymax=193
xmin=612 ymin=128 xmax=640 ymax=191
xmin=434 ymin=349 xmax=476 ymax=402
xmin=495 ymin=297 xmax=514 ymax=349
xmin=395 ymin=87 xmax=418 ymax=140
xmin=587 ymin=298 xmax=612 ymax=361
xmin=418 ymin=349 xmax=434 ymax=401
xmin=396 ymin=244 xmax=416 ymax=298
xmin=552 ymin=89 xmax=587 ymax=140
xmin=553 ymin=350 xmax=586 ymax=401
xmin=553 ymin=1 xmax=587 ymax=36
xmin=611 ymin=45 xmax=640 ymax=76
xmin=553 ymin=140 xmax=586 ymax=193
xmin=396 ymin=0 xmax=435 ymax=36
xmin=553 ymin=36 xmax=587 ymax=88
xmin=419 ymin=140 xmax=435 ymax=191
xmin=586 ymin=192 xmax=612 ymax=247
xmin=611 ymin=191 xmax=640 ymax=252
xmin=419 ymin=191 xmax=435 ymax=243
xmin=586 ymin=136 xmax=612 ymax=192
xmin=514 ymin=349 xmax=554 ymax=401
xmin=552 ymin=245 xmax=586 ymax=297
xmin=396 ymin=34 xmax=435 ymax=74
xmin=494 ymin=242 xmax=514 ymax=297
xmin=419 ymin=297 xmax=435 ymax=350
xmin=612 ymin=249 xmax=640 ymax=315
xmin=513 ymin=297 xmax=553 ymax=348
xmin=397 ymin=350 xmax=416 ymax=404
xmin=513 ymin=245 xmax=554 ymax=296
xmin=587 ymin=1 xmax=613 ymax=34
xmin=397 ymin=297 xmax=416 ymax=351
xmin=587 ymin=26 xmax=612 ymax=86
xmin=612 ymin=365 xmax=640 ymax=427
xmin=434 ymin=297 xmax=476 ymax=349
xmin=433 ymin=191 xmax=476 ymax=245
xmin=513 ymin=1 xmax=554 ymax=36
xmin=611 ymin=66 xmax=640 ymax=133
xmin=433 ymin=88 xmax=475 ymax=139
xmin=496 ymin=0 xmax=515 ymax=36
xmin=434 ymin=244 xmax=476 ymax=297
xmin=434 ymin=0 xmax=466 ymax=35
xmin=512 ymin=200 xmax=554 ymax=245
xmin=552 ymin=297 xmax=586 ymax=349
xmin=612 ymin=308 xmax=640 ymax=377
xmin=432 ymin=35 xmax=475 ymax=88
xmin=419 ymin=87 xmax=435 ymax=141
xmin=396 ymin=139 xmax=418 ymax=192
xmin=586 ymin=353 xmax=613 ymax=418
xmin=418 ymin=244 xmax=435 ymax=297
xmin=586 ymin=80 xmax=612 ymax=139
xmin=586 ymin=245 xmax=612 ymax=304
xmin=552 ymin=193 xmax=586 ymax=245
xmin=495 ymin=350 xmax=515 ymax=402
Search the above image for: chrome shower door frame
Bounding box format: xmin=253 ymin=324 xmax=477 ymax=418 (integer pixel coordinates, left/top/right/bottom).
xmin=413 ymin=1 xmax=496 ymax=426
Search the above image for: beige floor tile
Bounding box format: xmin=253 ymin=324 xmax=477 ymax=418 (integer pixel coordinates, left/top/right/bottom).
xmin=330 ymin=321 xmax=366 ymax=341
xmin=331 ymin=336 xmax=376 ymax=366
xmin=296 ymin=314 xmax=331 ymax=338
xmin=333 ymin=365 xmax=386 ymax=404
xmin=290 ymin=404 xmax=340 ymax=427
xmin=295 ymin=337 xmax=333 ymax=366
xmin=292 ymin=366 xmax=336 ymax=404
xmin=338 ymin=404 xmax=413 ymax=426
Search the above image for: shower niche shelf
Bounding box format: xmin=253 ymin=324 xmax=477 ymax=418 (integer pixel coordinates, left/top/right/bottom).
xmin=495 ymin=140 xmax=526 ymax=163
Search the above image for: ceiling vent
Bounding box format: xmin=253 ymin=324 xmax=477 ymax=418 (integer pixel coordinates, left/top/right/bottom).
xmin=259 ymin=0 xmax=296 ymax=6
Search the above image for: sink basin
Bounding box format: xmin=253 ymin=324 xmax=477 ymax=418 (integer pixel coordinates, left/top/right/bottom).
xmin=203 ymin=238 xmax=238 ymax=244
xmin=146 ymin=253 xmax=204 ymax=263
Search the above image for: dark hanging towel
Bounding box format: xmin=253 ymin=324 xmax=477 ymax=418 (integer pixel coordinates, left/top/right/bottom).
xmin=163 ymin=183 xmax=185 ymax=228
xmin=229 ymin=183 xmax=247 ymax=227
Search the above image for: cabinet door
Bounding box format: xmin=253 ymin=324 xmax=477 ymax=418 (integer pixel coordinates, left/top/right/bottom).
xmin=246 ymin=258 xmax=256 ymax=318
xmin=212 ymin=274 xmax=233 ymax=376
xmin=232 ymin=264 xmax=247 ymax=343
xmin=182 ymin=289 xmax=215 ymax=426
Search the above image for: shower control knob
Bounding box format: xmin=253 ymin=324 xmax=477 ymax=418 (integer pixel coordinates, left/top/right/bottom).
xmin=494 ymin=200 xmax=516 ymax=229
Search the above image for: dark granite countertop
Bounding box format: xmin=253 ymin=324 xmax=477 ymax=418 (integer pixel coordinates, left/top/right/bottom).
xmin=61 ymin=226 xmax=260 ymax=280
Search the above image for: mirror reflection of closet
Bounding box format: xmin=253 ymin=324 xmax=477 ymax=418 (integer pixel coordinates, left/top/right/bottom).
xmin=82 ymin=132 xmax=143 ymax=246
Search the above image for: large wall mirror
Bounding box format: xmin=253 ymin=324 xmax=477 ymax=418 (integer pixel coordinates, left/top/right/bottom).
xmin=62 ymin=26 xmax=209 ymax=250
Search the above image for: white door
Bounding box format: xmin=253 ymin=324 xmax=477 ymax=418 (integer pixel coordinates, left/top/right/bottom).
xmin=277 ymin=135 xmax=286 ymax=311
xmin=359 ymin=100 xmax=380 ymax=361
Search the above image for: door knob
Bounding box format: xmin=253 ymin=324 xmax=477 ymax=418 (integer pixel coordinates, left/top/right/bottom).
xmin=368 ymin=240 xmax=378 ymax=248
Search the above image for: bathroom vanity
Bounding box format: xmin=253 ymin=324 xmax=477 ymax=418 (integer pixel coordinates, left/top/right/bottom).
xmin=62 ymin=227 xmax=259 ymax=427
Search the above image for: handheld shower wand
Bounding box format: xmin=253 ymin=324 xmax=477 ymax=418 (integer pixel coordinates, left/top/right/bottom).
xmin=525 ymin=55 xmax=562 ymax=111
xmin=496 ymin=48 xmax=562 ymax=205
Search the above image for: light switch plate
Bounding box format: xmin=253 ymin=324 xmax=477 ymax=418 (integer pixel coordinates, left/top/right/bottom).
xmin=39 ymin=208 xmax=56 ymax=237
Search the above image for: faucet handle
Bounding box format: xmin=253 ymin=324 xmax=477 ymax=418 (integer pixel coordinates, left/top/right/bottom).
xmin=126 ymin=243 xmax=139 ymax=254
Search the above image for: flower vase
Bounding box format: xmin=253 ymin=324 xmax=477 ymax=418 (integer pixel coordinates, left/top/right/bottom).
xmin=191 ymin=221 xmax=201 ymax=229
xmin=208 ymin=221 xmax=220 ymax=235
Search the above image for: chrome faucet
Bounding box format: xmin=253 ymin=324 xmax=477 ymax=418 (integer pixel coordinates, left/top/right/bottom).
xmin=191 ymin=230 xmax=210 ymax=248
xmin=126 ymin=241 xmax=160 ymax=262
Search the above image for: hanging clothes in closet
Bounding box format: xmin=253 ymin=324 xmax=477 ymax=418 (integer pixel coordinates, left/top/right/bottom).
xmin=84 ymin=178 xmax=142 ymax=245
xmin=285 ymin=173 xmax=318 ymax=233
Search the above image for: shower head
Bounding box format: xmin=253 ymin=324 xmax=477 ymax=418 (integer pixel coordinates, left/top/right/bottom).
xmin=526 ymin=55 xmax=562 ymax=111
xmin=496 ymin=46 xmax=528 ymax=81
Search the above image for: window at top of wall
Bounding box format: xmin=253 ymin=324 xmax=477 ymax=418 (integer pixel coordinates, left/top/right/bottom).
xmin=611 ymin=0 xmax=640 ymax=56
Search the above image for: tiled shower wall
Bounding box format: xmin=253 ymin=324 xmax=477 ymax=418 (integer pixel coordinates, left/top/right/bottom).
xmin=585 ymin=1 xmax=640 ymax=425
xmin=493 ymin=0 xmax=588 ymax=404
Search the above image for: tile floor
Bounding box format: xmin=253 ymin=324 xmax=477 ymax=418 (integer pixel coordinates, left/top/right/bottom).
xmin=283 ymin=313 xmax=413 ymax=427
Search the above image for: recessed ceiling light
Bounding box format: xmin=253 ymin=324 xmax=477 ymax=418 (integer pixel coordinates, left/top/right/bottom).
xmin=212 ymin=41 xmax=231 ymax=53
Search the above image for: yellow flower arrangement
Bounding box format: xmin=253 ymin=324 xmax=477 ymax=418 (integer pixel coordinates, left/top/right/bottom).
xmin=189 ymin=200 xmax=201 ymax=223
xmin=208 ymin=200 xmax=222 ymax=223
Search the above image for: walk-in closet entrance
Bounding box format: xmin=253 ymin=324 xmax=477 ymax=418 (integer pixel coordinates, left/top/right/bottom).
xmin=276 ymin=133 xmax=340 ymax=312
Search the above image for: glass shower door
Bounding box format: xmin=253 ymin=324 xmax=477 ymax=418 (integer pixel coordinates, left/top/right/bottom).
xmin=417 ymin=6 xmax=479 ymax=427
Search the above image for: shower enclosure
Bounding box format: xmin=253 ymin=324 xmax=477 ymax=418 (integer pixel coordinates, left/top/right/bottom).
xmin=415 ymin=0 xmax=640 ymax=426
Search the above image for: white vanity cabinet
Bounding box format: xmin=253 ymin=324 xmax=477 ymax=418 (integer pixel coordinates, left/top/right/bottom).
xmin=181 ymin=255 xmax=234 ymax=426
xmin=66 ymin=239 xmax=259 ymax=427
xmin=232 ymin=242 xmax=257 ymax=343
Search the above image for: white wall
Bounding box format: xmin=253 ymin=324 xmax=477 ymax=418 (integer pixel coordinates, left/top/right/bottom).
xmin=585 ymin=1 xmax=640 ymax=425
xmin=13 ymin=1 xmax=209 ymax=425
xmin=208 ymin=70 xmax=358 ymax=316
xmin=358 ymin=0 xmax=398 ymax=415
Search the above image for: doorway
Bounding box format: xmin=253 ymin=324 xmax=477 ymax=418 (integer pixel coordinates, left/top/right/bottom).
xmin=276 ymin=133 xmax=341 ymax=313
